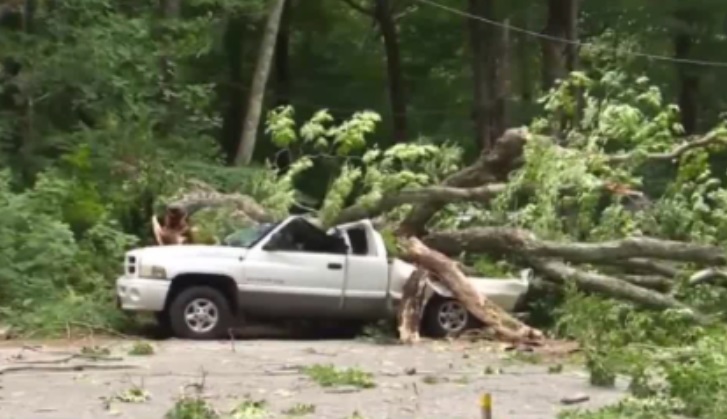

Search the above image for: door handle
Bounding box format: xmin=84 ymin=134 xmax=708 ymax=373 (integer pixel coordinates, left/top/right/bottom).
xmin=327 ymin=263 xmax=343 ymax=270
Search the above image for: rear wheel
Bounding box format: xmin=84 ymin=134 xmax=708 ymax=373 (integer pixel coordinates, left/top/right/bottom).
xmin=168 ymin=286 xmax=233 ymax=340
xmin=423 ymin=297 xmax=474 ymax=338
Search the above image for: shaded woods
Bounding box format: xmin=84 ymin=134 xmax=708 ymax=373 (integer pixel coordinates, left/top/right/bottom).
xmin=5 ymin=1 xmax=727 ymax=417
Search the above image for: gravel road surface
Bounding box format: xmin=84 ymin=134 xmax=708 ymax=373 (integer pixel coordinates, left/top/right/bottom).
xmin=0 ymin=337 xmax=625 ymax=419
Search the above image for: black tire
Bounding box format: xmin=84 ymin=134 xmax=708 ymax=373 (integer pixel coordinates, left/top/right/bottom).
xmin=168 ymin=286 xmax=233 ymax=340
xmin=153 ymin=311 xmax=173 ymax=338
xmin=422 ymin=297 xmax=475 ymax=338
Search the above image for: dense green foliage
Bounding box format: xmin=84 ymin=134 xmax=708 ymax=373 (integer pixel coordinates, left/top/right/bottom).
xmin=5 ymin=0 xmax=727 ymax=417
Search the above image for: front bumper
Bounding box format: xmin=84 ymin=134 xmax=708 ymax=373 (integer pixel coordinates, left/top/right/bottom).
xmin=116 ymin=276 xmax=170 ymax=312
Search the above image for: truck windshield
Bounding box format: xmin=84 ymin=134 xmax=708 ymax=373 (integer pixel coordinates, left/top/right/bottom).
xmin=222 ymin=223 xmax=277 ymax=248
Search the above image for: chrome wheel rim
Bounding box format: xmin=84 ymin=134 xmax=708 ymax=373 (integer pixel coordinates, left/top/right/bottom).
xmin=437 ymin=301 xmax=468 ymax=333
xmin=184 ymin=298 xmax=219 ymax=334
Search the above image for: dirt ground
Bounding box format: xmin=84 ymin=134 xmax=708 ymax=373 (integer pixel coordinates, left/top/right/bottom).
xmin=0 ymin=334 xmax=626 ymax=419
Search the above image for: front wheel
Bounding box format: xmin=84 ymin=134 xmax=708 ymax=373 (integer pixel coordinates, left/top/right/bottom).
xmin=168 ymin=286 xmax=233 ymax=340
xmin=422 ymin=297 xmax=474 ymax=338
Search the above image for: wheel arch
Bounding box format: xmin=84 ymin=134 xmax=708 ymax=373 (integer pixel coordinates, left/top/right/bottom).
xmin=164 ymin=273 xmax=239 ymax=315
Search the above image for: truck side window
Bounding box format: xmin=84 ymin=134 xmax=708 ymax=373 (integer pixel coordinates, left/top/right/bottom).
xmin=273 ymin=218 xmax=347 ymax=254
xmin=345 ymin=228 xmax=369 ymax=255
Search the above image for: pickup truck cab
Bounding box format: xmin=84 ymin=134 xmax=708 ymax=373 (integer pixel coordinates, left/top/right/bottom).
xmin=116 ymin=216 xmax=531 ymax=339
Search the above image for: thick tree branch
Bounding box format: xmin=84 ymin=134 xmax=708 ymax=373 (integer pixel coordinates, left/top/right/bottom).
xmin=397 ymin=268 xmax=430 ymax=343
xmin=400 ymin=237 xmax=542 ymax=343
xmin=689 ymin=268 xmax=727 ymax=286
xmin=525 ymin=257 xmax=704 ymax=322
xmin=622 ymin=275 xmax=673 ymax=293
xmin=168 ymin=180 xmax=273 ymax=222
xmin=606 ymin=130 xmax=727 ymax=165
xmin=398 ymin=127 xmax=528 ymax=235
xmin=425 ymin=227 xmax=726 ymax=266
xmin=600 ymin=258 xmax=681 ymax=278
xmin=333 ymin=183 xmax=506 ymax=225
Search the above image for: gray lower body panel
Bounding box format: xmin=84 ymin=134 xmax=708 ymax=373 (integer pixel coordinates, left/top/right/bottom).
xmin=238 ymin=291 xmax=390 ymax=321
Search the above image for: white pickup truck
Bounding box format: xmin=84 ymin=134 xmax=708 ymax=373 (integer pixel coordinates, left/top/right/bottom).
xmin=116 ymin=216 xmax=531 ymax=339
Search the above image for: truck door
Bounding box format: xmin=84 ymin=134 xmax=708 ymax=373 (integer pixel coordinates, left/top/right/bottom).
xmin=241 ymin=218 xmax=347 ymax=318
xmin=334 ymin=220 xmax=389 ymax=319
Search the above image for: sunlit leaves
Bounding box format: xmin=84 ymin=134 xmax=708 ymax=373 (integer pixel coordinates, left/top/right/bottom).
xmin=266 ymin=106 xmax=297 ymax=148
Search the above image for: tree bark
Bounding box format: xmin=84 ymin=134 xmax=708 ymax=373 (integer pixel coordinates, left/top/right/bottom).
xmin=340 ymin=0 xmax=407 ymax=143
xmin=374 ymin=0 xmax=407 ymax=143
xmin=467 ymin=0 xmax=497 ymax=150
xmin=234 ymin=0 xmax=287 ymax=166
xmin=491 ymin=18 xmax=511 ymax=145
xmin=400 ymin=237 xmax=542 ymax=343
xmin=525 ymin=258 xmax=703 ymax=322
xmin=397 ymin=268 xmax=430 ymax=343
xmin=540 ymin=0 xmax=576 ymax=90
xmin=398 ymin=128 xmax=528 ymax=235
xmin=335 ymin=130 xmax=725 ymax=234
xmin=166 ymin=180 xmax=273 ymax=222
xmin=221 ymin=16 xmax=246 ymax=163
xmin=333 ymin=183 xmax=506 ymax=225
xmin=674 ymin=8 xmax=700 ymax=135
xmin=424 ymin=227 xmax=726 ymax=266
xmin=274 ymin=0 xmax=292 ymax=107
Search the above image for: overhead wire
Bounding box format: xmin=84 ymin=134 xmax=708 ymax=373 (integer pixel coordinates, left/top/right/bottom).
xmin=415 ymin=0 xmax=727 ymax=68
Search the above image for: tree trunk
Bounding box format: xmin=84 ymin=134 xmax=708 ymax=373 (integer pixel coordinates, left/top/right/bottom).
xmin=400 ymin=237 xmax=542 ymax=343
xmin=541 ymin=0 xmax=576 ymax=90
xmin=14 ymin=0 xmax=35 ymax=184
xmin=398 ymin=128 xmax=528 ymax=235
xmin=674 ymin=9 xmax=699 ymax=135
xmin=397 ymin=268 xmax=430 ymax=343
xmin=467 ymin=0 xmax=496 ymax=150
xmin=221 ymin=17 xmax=246 ymax=163
xmin=157 ymin=0 xmax=181 ymax=136
xmin=374 ymin=0 xmax=407 ymax=143
xmin=274 ymin=0 xmax=292 ymax=107
xmin=234 ymin=0 xmax=287 ymax=166
xmin=491 ymin=18 xmax=511 ymax=145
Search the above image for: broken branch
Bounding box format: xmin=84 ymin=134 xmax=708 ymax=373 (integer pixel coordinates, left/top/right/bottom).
xmin=607 ymin=130 xmax=727 ymax=165
xmin=424 ymin=227 xmax=726 ymax=265
xmin=525 ymin=257 xmax=705 ymax=322
xmin=333 ymin=183 xmax=506 ymax=225
xmin=399 ymin=236 xmax=542 ymax=344
xmin=398 ymin=127 xmax=528 ymax=234
xmin=397 ymin=268 xmax=430 ymax=344
xmin=0 ymin=364 xmax=138 ymax=375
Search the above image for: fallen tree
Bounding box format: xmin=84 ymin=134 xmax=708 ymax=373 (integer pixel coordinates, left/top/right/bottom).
xmin=153 ymin=94 xmax=727 ymax=346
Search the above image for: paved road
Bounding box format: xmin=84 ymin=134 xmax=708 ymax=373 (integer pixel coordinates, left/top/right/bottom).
xmin=0 ymin=337 xmax=625 ymax=419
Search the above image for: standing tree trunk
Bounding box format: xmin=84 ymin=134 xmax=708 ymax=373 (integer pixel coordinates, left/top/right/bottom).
xmin=341 ymin=0 xmax=408 ymax=143
xmin=274 ymin=0 xmax=292 ymax=107
xmin=221 ymin=17 xmax=246 ymax=163
xmin=540 ymin=0 xmax=577 ymax=90
xmin=157 ymin=0 xmax=181 ymax=136
xmin=234 ymin=0 xmax=287 ymax=166
xmin=674 ymin=9 xmax=700 ymax=135
xmin=491 ymin=19 xmax=511 ymax=145
xmin=374 ymin=0 xmax=407 ymax=143
xmin=468 ymin=0 xmax=496 ymax=151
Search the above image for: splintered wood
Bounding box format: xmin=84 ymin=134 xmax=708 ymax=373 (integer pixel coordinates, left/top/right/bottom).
xmin=397 ymin=268 xmax=430 ymax=344
xmin=399 ymin=236 xmax=543 ymax=345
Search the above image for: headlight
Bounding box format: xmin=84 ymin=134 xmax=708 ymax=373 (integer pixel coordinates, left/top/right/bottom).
xmin=139 ymin=265 xmax=168 ymax=280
